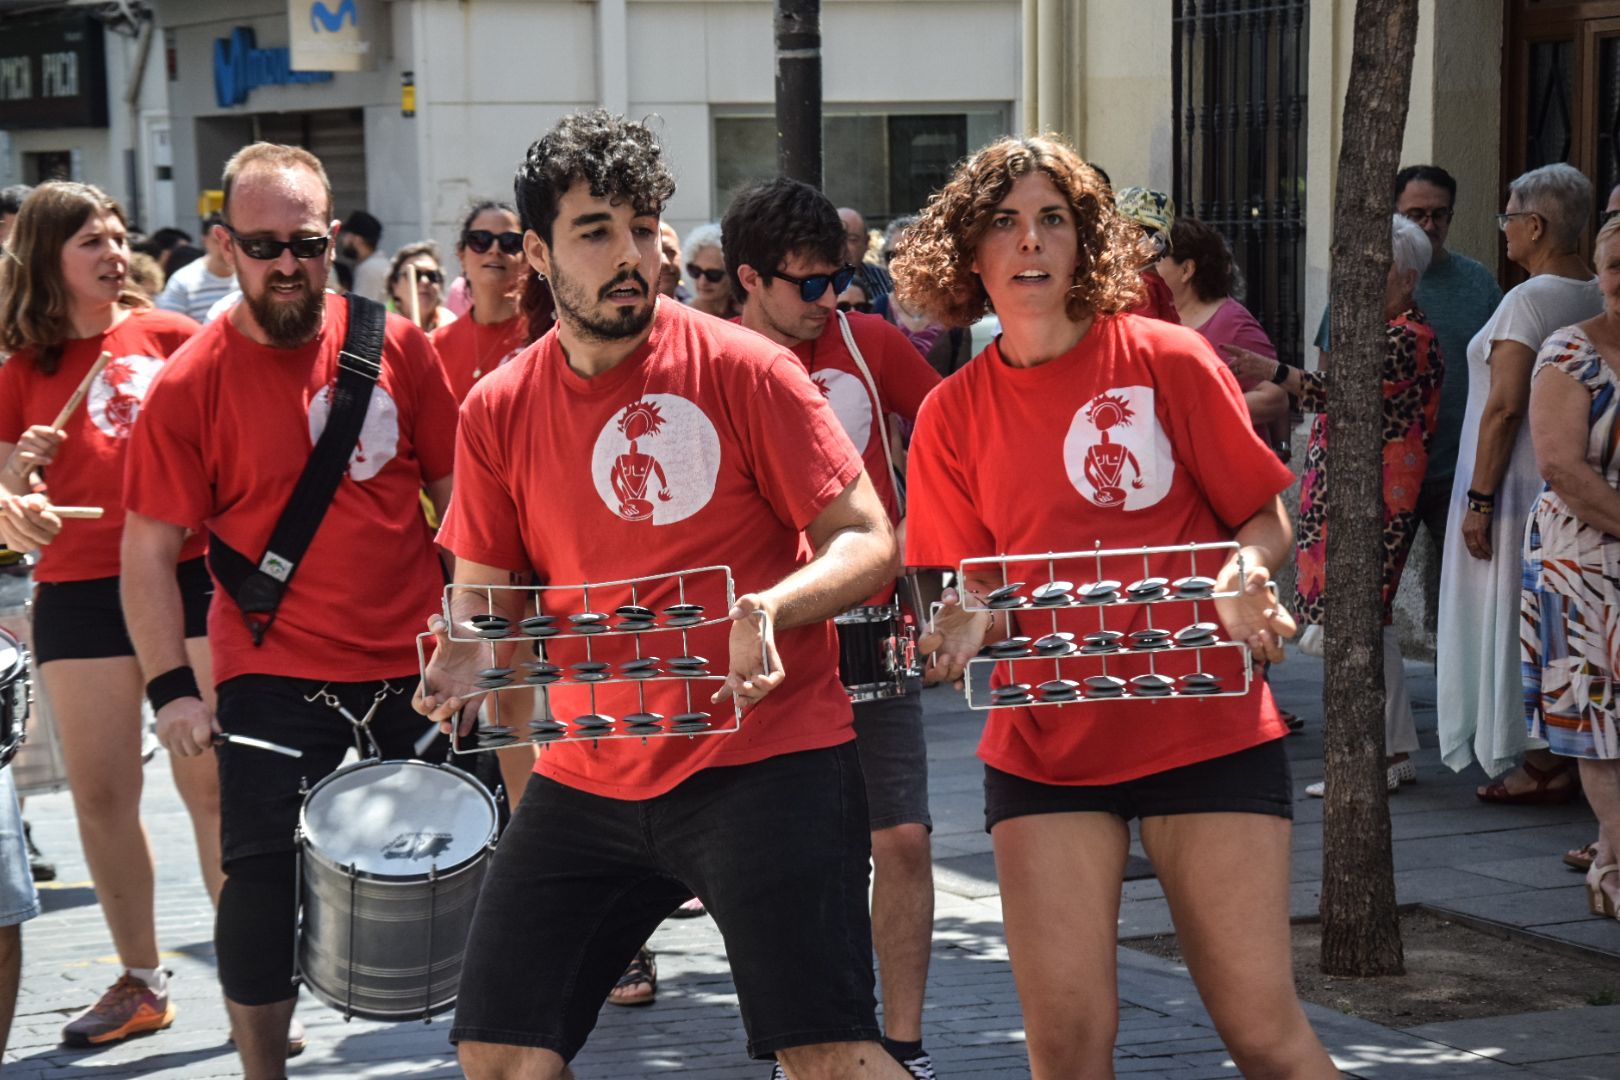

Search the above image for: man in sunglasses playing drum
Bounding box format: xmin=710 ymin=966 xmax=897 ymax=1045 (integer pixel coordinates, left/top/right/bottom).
xmin=726 ymin=178 xmax=943 ymax=1080
xmin=120 ymin=141 xmax=459 ymax=1078
xmin=416 ymin=110 xmax=908 ymax=1080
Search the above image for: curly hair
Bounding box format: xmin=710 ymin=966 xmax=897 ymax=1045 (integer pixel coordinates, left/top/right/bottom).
xmin=890 ymin=136 xmax=1142 ymax=328
xmin=1166 ymin=217 xmax=1237 ymax=302
xmin=514 ymin=110 xmax=676 ymax=246
xmin=0 ymin=182 xmax=150 ymax=376
xmin=721 ymin=178 xmax=844 ymax=301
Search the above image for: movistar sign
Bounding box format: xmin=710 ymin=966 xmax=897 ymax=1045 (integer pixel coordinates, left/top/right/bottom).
xmin=212 ymin=26 xmax=332 ymax=108
xmin=310 ymin=0 xmax=358 ymax=33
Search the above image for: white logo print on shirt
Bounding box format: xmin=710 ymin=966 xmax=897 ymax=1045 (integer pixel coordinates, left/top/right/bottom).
xmin=307 ymin=382 xmax=401 ymax=483
xmin=1062 ymin=387 xmax=1174 ymax=510
xmin=87 ymin=354 xmax=164 ymax=440
xmin=591 ymin=394 xmax=721 ymax=525
xmin=811 ymin=369 xmax=873 ymax=452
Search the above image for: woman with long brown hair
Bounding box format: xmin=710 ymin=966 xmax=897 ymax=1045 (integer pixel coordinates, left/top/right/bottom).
xmin=0 ymin=182 xmax=223 ymax=1048
xmin=895 ymin=138 xmax=1335 ymax=1078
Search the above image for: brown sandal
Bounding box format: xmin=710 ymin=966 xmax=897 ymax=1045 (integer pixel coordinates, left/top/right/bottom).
xmin=1566 ymin=842 xmax=1600 ymax=872
xmin=606 ymin=947 xmax=657 ymax=1007
xmin=1476 ymin=759 xmax=1579 ymax=805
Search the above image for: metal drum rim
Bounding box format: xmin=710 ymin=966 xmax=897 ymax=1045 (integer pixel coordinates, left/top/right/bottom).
xmin=834 ymin=604 xmax=900 ymax=625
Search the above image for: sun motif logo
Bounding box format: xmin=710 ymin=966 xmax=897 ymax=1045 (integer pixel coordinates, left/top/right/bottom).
xmin=590 ymin=393 xmax=722 ymax=525
xmin=1062 ymin=386 xmax=1174 ymax=510
xmin=87 ymin=354 xmax=164 ymax=440
xmin=811 ymin=369 xmax=873 ymax=454
xmin=307 ymin=381 xmax=400 ymax=483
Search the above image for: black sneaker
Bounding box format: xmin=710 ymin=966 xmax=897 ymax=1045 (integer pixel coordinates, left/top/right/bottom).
xmin=900 ymin=1051 xmax=937 ymax=1079
xmin=24 ymin=821 xmax=55 ymax=883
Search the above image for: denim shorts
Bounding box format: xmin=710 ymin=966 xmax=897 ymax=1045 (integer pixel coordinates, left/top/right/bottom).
xmin=451 ymin=741 xmax=880 ymax=1061
xmin=0 ymin=766 xmax=39 ymax=927
xmin=852 ymin=681 xmax=930 ymax=831
xmin=984 ymin=737 xmax=1294 ymax=831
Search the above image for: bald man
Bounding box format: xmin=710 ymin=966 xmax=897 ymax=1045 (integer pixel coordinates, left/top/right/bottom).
xmin=838 ymin=207 xmax=893 ymax=302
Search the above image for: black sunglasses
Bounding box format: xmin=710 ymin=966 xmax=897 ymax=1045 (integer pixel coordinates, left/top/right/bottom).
xmin=406 ymin=268 xmax=443 ymax=285
xmin=1604 ymin=208 xmax=1620 ymax=227
xmin=837 ymin=300 xmax=873 ymax=314
xmin=464 ymin=229 xmax=523 ymax=256
xmin=773 ymin=264 xmax=857 ymax=303
xmin=686 ymin=262 xmax=727 ymax=284
xmin=228 ymin=227 xmax=332 ymax=261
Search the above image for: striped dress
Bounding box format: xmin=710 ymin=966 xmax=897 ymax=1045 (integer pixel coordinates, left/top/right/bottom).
xmin=1522 ymin=325 xmax=1620 ymax=759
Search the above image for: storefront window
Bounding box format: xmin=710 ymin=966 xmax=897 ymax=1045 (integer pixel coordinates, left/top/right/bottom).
xmin=713 ymin=109 xmax=1008 ymax=226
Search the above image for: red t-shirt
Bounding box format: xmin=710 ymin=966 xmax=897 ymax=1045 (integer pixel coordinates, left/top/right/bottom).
xmin=429 ymin=311 xmax=527 ymax=404
xmin=437 ymin=298 xmax=864 ymax=800
xmin=0 ymin=307 xmax=206 ymax=582
xmin=904 ymin=313 xmax=1294 ymax=786
xmin=124 ymin=300 xmax=459 ymax=685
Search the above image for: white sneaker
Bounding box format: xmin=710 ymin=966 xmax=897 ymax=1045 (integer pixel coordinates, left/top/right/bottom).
xmin=1306 ymin=760 xmax=1417 ymax=798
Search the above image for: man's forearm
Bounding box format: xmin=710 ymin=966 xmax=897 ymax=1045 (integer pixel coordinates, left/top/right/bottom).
xmin=121 ymin=550 xmax=190 ymax=681
xmin=761 ymin=521 xmax=895 ymax=631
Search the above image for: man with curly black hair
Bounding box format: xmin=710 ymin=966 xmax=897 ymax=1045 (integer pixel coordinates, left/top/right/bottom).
xmin=418 ymin=111 xmax=910 ymax=1080
xmin=728 ymin=178 xmax=942 ymax=1080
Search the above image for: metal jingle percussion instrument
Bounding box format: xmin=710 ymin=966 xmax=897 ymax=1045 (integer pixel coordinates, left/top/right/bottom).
xmin=295 ymin=758 xmax=498 ymax=1021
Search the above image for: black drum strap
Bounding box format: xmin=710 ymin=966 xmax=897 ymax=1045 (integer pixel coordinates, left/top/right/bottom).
xmin=208 ymin=296 xmax=386 ymax=646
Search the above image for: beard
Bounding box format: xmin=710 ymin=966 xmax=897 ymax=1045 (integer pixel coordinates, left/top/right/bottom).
xmin=242 ymin=269 xmax=325 ymax=348
xmin=549 ymin=261 xmax=655 ymax=342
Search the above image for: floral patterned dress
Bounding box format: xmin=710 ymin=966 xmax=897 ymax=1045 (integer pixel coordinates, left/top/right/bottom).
xmin=1294 ymin=309 xmax=1442 ymax=625
xmin=1522 ymin=326 xmax=1620 ymax=759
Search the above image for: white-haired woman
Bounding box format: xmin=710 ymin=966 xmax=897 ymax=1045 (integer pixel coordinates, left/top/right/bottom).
xmin=681 ymin=222 xmax=737 ymax=320
xmin=1438 ymin=163 xmax=1602 ymax=800
xmin=1229 ymin=214 xmax=1441 ymax=790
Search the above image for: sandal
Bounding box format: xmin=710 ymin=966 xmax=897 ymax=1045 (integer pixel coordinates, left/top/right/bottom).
xmin=606 ymin=947 xmax=657 ymax=1007
xmin=1475 ymin=758 xmax=1579 ymax=805
xmin=1587 ymin=864 xmax=1619 ymax=918
xmin=1566 ymin=842 xmax=1599 ymax=872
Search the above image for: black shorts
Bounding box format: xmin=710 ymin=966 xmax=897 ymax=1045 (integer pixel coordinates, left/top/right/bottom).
xmin=214 ymin=673 xmax=446 ymax=866
xmin=852 ymin=681 xmax=930 ymax=831
xmin=451 ymin=742 xmax=880 ymax=1061
xmin=32 ymin=557 xmax=211 ymax=664
xmin=984 ymin=737 xmax=1294 ymax=832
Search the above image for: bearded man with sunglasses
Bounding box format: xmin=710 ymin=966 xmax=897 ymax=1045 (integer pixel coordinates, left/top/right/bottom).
xmin=119 ymin=141 xmax=459 ymax=1080
xmin=728 ymin=179 xmax=942 ymax=1079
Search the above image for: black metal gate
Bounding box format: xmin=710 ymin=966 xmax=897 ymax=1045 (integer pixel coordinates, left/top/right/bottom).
xmin=1172 ymin=0 xmax=1310 ymax=367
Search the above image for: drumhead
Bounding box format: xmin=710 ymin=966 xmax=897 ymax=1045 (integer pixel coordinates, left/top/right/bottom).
xmin=300 ymin=760 xmax=496 ymax=877
xmin=0 ymin=628 xmax=24 ymax=685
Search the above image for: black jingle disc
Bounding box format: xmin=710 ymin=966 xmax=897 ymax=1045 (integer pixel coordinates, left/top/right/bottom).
xmin=1084 ymin=675 xmax=1127 ymax=692
xmin=624 ymin=724 xmax=664 ymax=737
xmin=672 ymin=669 xmax=711 ymax=679
xmin=664 ymin=615 xmax=706 ymax=628
xmin=523 ymin=673 xmax=561 ymax=685
xmin=621 ymin=669 xmax=659 ymax=680
xmin=621 ymin=657 xmax=660 ymax=671
xmin=570 ymin=611 xmax=609 ymax=624
xmin=615 ymin=605 xmax=656 ymax=620
xmin=469 ymin=614 xmax=509 ymax=629
xmin=991 ymin=684 xmax=1033 ymax=704
xmin=1084 ymin=630 xmax=1125 ymax=645
xmin=1127 ymin=576 xmax=1169 ymax=596
xmin=668 ymin=656 xmax=708 ymax=668
xmin=1130 ymin=629 xmax=1171 ymax=644
xmin=570 ymin=661 xmax=609 ymax=673
xmin=478 ymin=667 xmax=515 ymax=679
xmin=570 ymin=714 xmax=613 ymax=731
xmin=1030 ymin=580 xmax=1075 ymax=604
xmin=1079 ymin=580 xmax=1122 ymax=604
xmin=524 ymin=625 xmax=560 ymax=638
xmin=528 ymin=719 xmax=565 ymax=733
xmin=663 ymin=603 xmax=704 ymax=618
xmin=1034 ymin=631 xmax=1076 ymax=650
xmin=473 ymin=626 xmax=511 ymax=639
xmin=1038 ymin=679 xmax=1080 ymax=697
xmin=574 ymin=624 xmax=609 ymax=635
xmin=988 ymin=596 xmax=1029 ymax=610
xmin=477 ymin=725 xmax=515 ymax=738
xmin=986 ymin=582 xmax=1025 ymax=602
xmin=1080 ymin=643 xmax=1120 ymax=655
xmin=1172 ymin=575 xmax=1217 ymax=597
xmin=670 ymin=713 xmax=711 ymax=733
xmin=1174 ymin=622 xmax=1220 ymax=644
xmin=571 ymin=672 xmax=612 ymax=683
xmin=1179 ymin=681 xmax=1223 ymax=696
xmin=529 ymin=729 xmax=566 ymax=743
xmin=616 ymin=621 xmax=656 ymax=633
xmin=479 ymin=735 xmax=521 ymax=748
xmin=988 ymin=636 xmax=1031 ymax=652
xmin=519 ymin=614 xmax=557 ymax=628
xmin=475 ymin=680 xmax=511 ymax=691
xmin=523 ymin=661 xmax=562 ymax=675
xmin=623 ymin=712 xmax=665 ymax=726
xmin=1129 ymin=674 xmax=1175 ymax=696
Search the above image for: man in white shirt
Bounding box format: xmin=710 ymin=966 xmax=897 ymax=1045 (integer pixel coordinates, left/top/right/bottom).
xmin=157 ymin=212 xmax=237 ymax=322
xmin=342 ymin=210 xmax=389 ymax=303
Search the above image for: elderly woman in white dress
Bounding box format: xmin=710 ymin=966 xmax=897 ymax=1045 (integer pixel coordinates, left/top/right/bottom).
xmin=1438 ymin=162 xmax=1602 ymax=800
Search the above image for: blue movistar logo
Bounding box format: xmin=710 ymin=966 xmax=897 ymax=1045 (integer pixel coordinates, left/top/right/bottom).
xmin=212 ymin=27 xmax=332 ymax=108
xmin=310 ymin=0 xmax=357 ymax=33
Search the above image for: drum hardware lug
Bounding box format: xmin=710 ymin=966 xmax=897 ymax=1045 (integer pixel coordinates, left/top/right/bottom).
xmin=422 ymin=863 xmax=439 ymax=1024
xmin=344 ymin=860 xmax=358 ymax=1022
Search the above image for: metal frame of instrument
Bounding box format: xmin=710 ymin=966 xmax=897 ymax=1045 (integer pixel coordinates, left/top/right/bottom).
xmin=417 ymin=565 xmax=768 ymax=753
xmin=956 ymin=541 xmax=1255 ymax=710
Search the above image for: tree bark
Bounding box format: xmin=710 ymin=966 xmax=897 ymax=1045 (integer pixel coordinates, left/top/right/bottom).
xmin=1319 ymin=0 xmax=1419 ymax=977
xmin=774 ymin=0 xmax=822 ymax=187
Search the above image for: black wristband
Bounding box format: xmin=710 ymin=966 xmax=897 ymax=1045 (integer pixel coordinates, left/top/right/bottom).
xmin=1270 ymin=361 xmax=1292 ymax=385
xmin=146 ymin=665 xmax=201 ymax=712
xmin=1466 ymin=488 xmax=1495 ymax=505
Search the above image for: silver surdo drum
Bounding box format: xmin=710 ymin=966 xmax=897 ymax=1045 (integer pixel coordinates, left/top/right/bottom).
xmin=0 ymin=558 xmax=66 ymax=795
xmin=295 ymin=759 xmax=498 ymax=1020
xmin=0 ymin=628 xmax=29 ymax=769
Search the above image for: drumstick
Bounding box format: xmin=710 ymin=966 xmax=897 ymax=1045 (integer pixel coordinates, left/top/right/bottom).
xmin=405 ymin=263 xmax=421 ymax=327
xmin=212 ymin=732 xmax=304 ymax=759
xmin=0 ymin=504 xmax=103 ymax=520
xmin=51 ymin=351 xmax=112 ymax=430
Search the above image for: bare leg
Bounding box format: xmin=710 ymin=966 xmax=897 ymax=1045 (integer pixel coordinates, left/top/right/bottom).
xmin=992 ymin=811 xmax=1130 ymax=1080
xmin=777 ymin=1040 xmax=909 ymax=1079
xmin=168 ymin=637 xmax=224 ymax=906
xmin=41 ymin=657 xmax=160 ymax=969
xmin=1142 ymin=813 xmax=1338 ymax=1079
xmin=868 ymin=822 xmax=933 ymax=1042
xmin=458 ymin=1040 xmax=575 ymax=1079
xmin=225 ymin=997 xmax=296 ymax=1080
xmin=0 ymin=924 xmax=18 ymax=1054
xmin=1579 ymin=759 xmax=1620 ymax=910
